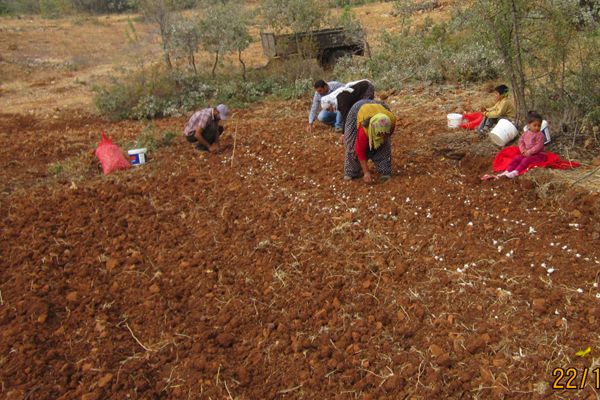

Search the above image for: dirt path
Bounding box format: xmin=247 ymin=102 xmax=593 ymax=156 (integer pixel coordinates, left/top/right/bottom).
xmin=1 ymin=84 xmax=599 ymax=399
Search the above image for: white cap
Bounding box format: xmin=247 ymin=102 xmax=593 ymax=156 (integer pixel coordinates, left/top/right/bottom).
xmin=216 ymin=104 xmax=229 ymax=120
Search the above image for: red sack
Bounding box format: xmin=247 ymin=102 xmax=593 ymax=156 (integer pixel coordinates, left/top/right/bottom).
xmin=95 ymin=133 xmax=131 ymax=175
xmin=460 ymin=112 xmax=484 ymax=130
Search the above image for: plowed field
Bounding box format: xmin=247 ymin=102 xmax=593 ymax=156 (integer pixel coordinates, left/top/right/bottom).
xmin=1 ymin=85 xmax=600 ymax=400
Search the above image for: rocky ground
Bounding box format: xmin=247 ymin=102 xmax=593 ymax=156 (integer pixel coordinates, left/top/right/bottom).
xmin=1 ymin=83 xmax=600 ymax=399
xmin=1 ymin=4 xmax=600 ymax=398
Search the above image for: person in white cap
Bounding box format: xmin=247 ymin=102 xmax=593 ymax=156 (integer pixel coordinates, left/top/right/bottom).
xmin=183 ymin=104 xmax=229 ymax=153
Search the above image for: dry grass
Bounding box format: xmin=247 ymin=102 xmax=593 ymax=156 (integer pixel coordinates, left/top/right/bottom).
xmin=0 ymin=1 xmax=464 ymax=115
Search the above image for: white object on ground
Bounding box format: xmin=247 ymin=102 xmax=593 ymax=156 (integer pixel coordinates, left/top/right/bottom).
xmin=447 ymin=113 xmax=463 ymax=129
xmin=128 ymin=148 xmax=147 ymax=166
xmin=524 ymin=120 xmax=551 ymax=144
xmin=489 ymin=119 xmax=518 ymax=146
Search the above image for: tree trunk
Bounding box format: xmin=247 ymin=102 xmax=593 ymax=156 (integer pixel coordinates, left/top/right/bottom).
xmin=164 ymin=50 xmax=172 ymax=70
xmin=494 ymin=28 xmax=522 ymax=126
xmin=294 ymin=35 xmax=303 ymax=59
xmin=238 ymin=49 xmax=246 ymax=81
xmin=510 ymin=0 xmax=527 ymax=125
xmin=212 ymin=51 xmax=219 ymax=78
xmin=365 ymin=39 xmax=372 ymax=59
xmin=190 ymin=53 xmax=197 ymax=75
xmin=159 ymin=21 xmax=172 ymax=70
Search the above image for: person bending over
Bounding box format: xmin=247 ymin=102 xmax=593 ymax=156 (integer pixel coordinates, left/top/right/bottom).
xmin=306 ymin=79 xmax=344 ymax=133
xmin=183 ymin=104 xmax=229 ymax=153
xmin=343 ymin=100 xmax=396 ymax=184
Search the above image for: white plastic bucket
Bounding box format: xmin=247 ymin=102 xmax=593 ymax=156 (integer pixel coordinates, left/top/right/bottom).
xmin=128 ymin=148 xmax=147 ymax=166
xmin=489 ymin=119 xmax=518 ymax=146
xmin=447 ymin=113 xmax=463 ymax=129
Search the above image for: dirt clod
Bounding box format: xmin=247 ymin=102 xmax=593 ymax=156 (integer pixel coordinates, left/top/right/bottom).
xmin=532 ymin=298 xmax=547 ymax=313
xmin=98 ymin=373 xmax=113 ymax=388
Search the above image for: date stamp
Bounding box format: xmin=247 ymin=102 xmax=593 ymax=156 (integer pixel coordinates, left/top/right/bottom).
xmin=553 ymin=367 xmax=600 ymax=390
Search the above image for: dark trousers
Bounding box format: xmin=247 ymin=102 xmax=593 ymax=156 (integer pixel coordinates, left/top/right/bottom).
xmin=337 ymin=80 xmax=375 ymax=125
xmin=186 ymin=120 xmax=223 ymax=150
xmin=477 ymin=117 xmax=499 ymax=133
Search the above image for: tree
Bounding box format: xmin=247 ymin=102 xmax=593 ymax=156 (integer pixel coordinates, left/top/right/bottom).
xmin=197 ymin=4 xmax=225 ymax=78
xmin=170 ymin=15 xmax=201 ymax=73
xmin=336 ymin=6 xmax=370 ymax=58
xmin=459 ymin=0 xmax=600 ymax=135
xmin=260 ymin=0 xmax=328 ymax=34
xmin=222 ymin=5 xmax=253 ymax=80
xmin=465 ymin=0 xmax=531 ymax=125
xmin=260 ymin=0 xmax=328 ymax=58
xmin=137 ymin=0 xmax=190 ymax=69
xmin=198 ymin=0 xmax=253 ymax=79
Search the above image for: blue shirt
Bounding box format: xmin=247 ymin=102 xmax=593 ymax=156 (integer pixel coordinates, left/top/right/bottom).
xmin=308 ymin=81 xmax=344 ymax=124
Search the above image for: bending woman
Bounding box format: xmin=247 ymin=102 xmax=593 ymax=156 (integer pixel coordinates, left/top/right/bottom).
xmin=321 ymin=79 xmax=375 ymax=129
xmin=343 ymin=100 xmax=396 ymax=183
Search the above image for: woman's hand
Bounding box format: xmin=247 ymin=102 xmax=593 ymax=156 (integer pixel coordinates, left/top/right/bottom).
xmin=363 ymin=172 xmax=373 ymax=184
xmin=209 ymin=143 xmax=220 ymax=153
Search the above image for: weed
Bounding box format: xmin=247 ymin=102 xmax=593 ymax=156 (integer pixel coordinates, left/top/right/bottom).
xmin=47 ymin=151 xmax=97 ymax=180
xmin=48 ymin=162 xmax=64 ymax=175
xmin=134 ymin=123 xmax=178 ymax=152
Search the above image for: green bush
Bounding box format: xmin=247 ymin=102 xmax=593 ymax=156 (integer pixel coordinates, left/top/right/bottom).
xmin=71 ymin=0 xmax=135 ymax=13
xmin=134 ymin=123 xmax=178 ymax=151
xmin=93 ymin=67 xmax=218 ymax=120
xmin=329 ymin=0 xmax=385 ymax=7
xmin=0 ymin=0 xmax=40 ymax=14
xmin=394 ymin=0 xmax=438 ymax=14
xmin=93 ymin=78 xmax=138 ymax=121
xmin=39 ymin=0 xmax=73 ymax=17
xmin=333 ymin=22 xmax=501 ymax=88
xmin=94 ymin=57 xmax=320 ymax=121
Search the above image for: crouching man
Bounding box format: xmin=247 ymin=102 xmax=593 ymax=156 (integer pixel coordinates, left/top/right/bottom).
xmin=183 ymin=104 xmax=229 ymax=153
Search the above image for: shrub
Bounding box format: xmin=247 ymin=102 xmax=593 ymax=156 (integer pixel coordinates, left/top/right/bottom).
xmin=93 ymin=67 xmax=219 ymax=120
xmin=333 ymin=22 xmax=501 ymax=88
xmin=39 ymin=0 xmax=73 ymax=18
xmin=393 ymin=0 xmax=439 ymax=17
xmin=71 ymin=0 xmax=135 ymax=13
xmin=329 ymin=0 xmax=384 ymax=7
xmin=0 ymin=0 xmax=40 ymax=14
xmin=135 ymin=123 xmax=178 ymax=151
xmin=260 ymin=0 xmax=328 ymax=34
xmin=93 ymin=62 xmax=322 ymax=121
xmin=93 ymin=79 xmax=135 ymax=121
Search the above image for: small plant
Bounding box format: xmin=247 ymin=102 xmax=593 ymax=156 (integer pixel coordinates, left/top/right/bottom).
xmin=160 ymin=130 xmax=177 ymax=147
xmin=48 ymin=162 xmax=64 ymax=175
xmin=134 ymin=124 xmax=178 ymax=151
xmin=47 ymin=152 xmax=96 ymax=180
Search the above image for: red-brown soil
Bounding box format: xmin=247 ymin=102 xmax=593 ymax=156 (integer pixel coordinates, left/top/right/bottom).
xmin=1 ymin=88 xmax=600 ymax=400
